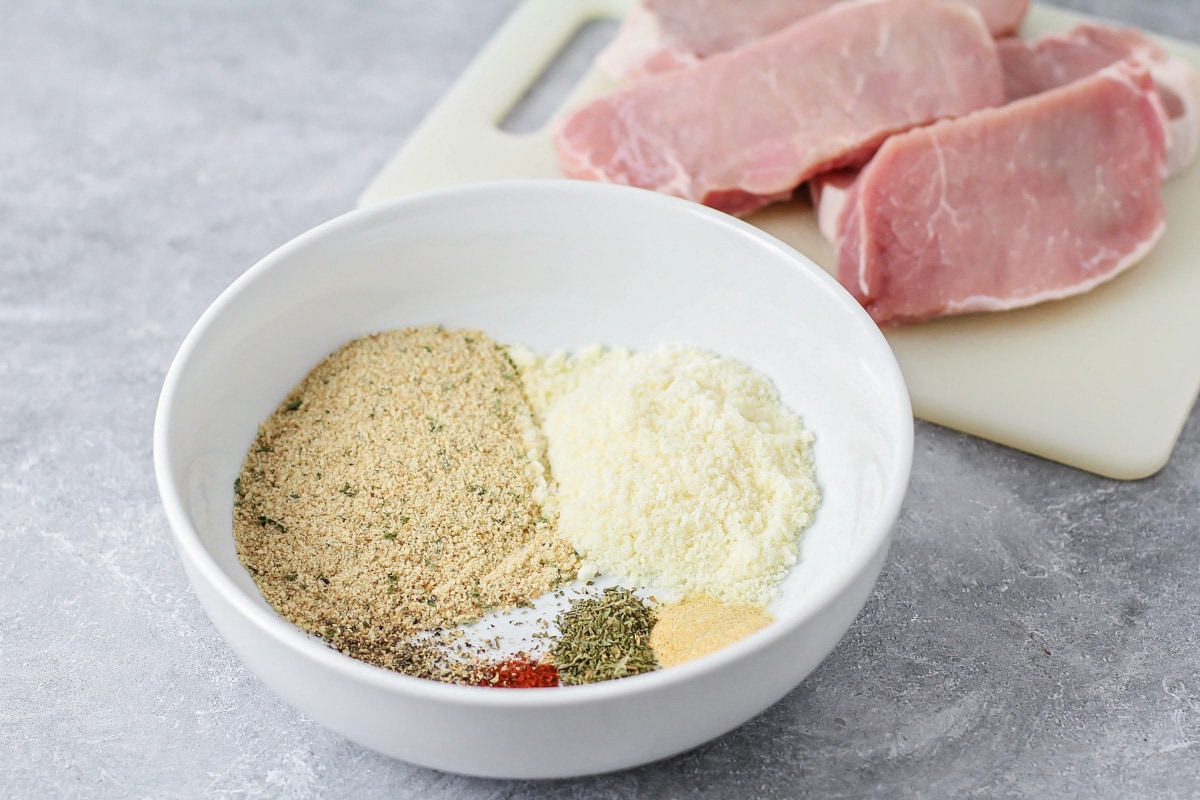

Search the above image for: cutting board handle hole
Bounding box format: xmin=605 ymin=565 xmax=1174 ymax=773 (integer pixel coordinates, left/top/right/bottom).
xmin=498 ymin=17 xmax=619 ymax=134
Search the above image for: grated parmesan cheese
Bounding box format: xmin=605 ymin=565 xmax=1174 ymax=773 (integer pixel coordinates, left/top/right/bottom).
xmin=513 ymin=344 xmax=820 ymax=606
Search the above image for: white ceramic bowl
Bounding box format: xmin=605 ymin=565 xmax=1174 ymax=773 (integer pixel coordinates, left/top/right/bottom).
xmin=154 ymin=180 xmax=912 ymax=779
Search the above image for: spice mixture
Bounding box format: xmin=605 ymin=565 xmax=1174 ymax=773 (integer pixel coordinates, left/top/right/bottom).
xmin=233 ymin=326 xmax=579 ymax=671
xmin=234 ymin=326 xmax=819 ymax=686
xmin=477 ymin=655 xmax=560 ymax=688
xmin=649 ymin=594 xmax=773 ymax=668
xmin=551 ymin=587 xmax=658 ymax=685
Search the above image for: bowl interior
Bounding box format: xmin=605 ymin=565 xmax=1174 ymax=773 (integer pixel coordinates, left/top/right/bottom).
xmin=157 ymin=180 xmax=911 ymax=671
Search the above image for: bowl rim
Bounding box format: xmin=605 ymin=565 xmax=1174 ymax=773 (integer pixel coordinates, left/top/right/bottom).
xmin=153 ymin=178 xmax=914 ymax=707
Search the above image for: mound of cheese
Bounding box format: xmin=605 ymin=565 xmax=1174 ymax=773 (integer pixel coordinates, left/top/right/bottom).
xmin=514 ymin=344 xmax=820 ymax=606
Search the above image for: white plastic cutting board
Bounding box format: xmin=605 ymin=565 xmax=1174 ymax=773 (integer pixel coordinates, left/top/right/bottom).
xmin=359 ymin=0 xmax=1200 ymax=480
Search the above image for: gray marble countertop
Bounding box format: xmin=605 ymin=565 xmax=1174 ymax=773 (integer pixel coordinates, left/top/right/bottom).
xmin=4 ymin=1 xmax=1199 ymax=797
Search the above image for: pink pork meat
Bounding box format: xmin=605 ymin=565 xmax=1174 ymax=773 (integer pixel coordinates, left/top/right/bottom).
xmin=556 ymin=0 xmax=1005 ymax=216
xmin=835 ymin=60 xmax=1167 ymax=326
xmin=812 ymin=21 xmax=1200 ymax=236
xmin=998 ymin=24 xmax=1200 ymax=176
xmin=598 ymin=0 xmax=1031 ymax=82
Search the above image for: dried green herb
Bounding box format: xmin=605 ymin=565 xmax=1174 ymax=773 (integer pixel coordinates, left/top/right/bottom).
xmin=551 ymin=587 xmax=657 ymax=685
xmin=257 ymin=514 xmax=286 ymax=533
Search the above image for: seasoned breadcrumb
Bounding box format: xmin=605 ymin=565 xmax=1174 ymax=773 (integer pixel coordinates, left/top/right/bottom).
xmin=233 ymin=326 xmax=579 ymax=672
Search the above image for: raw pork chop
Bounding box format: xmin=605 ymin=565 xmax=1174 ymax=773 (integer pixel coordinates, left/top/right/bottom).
xmin=998 ymin=24 xmax=1200 ymax=176
xmin=556 ymin=0 xmax=1004 ymax=216
xmin=834 ymin=60 xmax=1167 ymax=326
xmin=598 ymin=0 xmax=1030 ymax=82
xmin=812 ymin=22 xmax=1200 ymax=237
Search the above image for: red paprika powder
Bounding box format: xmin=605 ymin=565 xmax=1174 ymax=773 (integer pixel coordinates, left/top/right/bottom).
xmin=478 ymin=654 xmax=559 ymax=688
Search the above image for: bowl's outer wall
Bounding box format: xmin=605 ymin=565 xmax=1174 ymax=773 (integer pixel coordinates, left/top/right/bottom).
xmin=184 ymin=536 xmax=895 ymax=777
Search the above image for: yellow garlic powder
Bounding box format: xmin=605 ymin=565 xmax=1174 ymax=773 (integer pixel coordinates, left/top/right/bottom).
xmin=651 ymin=594 xmax=774 ymax=667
